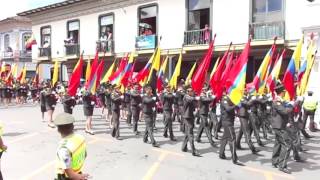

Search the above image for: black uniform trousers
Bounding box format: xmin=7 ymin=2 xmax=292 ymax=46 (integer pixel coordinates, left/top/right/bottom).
xmin=163 ymin=110 xmax=174 ymax=138
xmin=173 ymin=105 xmax=180 ymax=122
xmin=209 ymin=110 xmax=218 ymax=135
xmin=179 ymin=106 xmax=185 ymax=132
xmin=258 ymin=111 xmax=269 ymax=139
xmin=111 ymin=109 xmax=120 ymax=138
xmin=181 ymin=118 xmax=196 ymax=152
xmin=302 ymin=109 xmax=316 ymax=130
xmin=196 ymin=114 xmax=214 ymax=145
xmin=219 ymin=126 xmax=238 ymax=162
xmin=143 ymin=113 xmax=156 ymax=145
xmin=236 ymin=117 xmax=256 ymax=152
xmin=126 ymin=105 xmax=132 ymax=124
xmin=249 ymin=112 xmax=262 ymax=144
xmin=272 ymin=129 xmax=292 ymax=168
xmin=287 ymin=125 xmax=301 ymax=160
xmin=131 ymin=106 xmax=140 ymax=133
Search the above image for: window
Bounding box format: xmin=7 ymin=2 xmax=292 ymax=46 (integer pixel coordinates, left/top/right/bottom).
xmin=4 ymin=34 xmax=10 ymax=51
xmin=252 ymin=0 xmax=283 ymax=22
xmin=66 ymin=20 xmax=80 ymax=44
xmin=40 ymin=26 xmax=51 ymax=48
xmin=138 ymin=5 xmax=158 ymax=36
xmin=99 ymin=14 xmax=114 ymax=40
xmin=22 ymin=33 xmax=31 ymax=50
xmin=187 ymin=0 xmax=210 ymax=30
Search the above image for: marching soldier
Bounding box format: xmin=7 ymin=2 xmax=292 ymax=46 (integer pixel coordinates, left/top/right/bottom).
xmin=181 ymin=86 xmax=200 ymax=156
xmin=236 ymin=93 xmax=259 ymax=154
xmin=176 ymin=83 xmax=186 ymax=132
xmin=105 ymin=85 xmax=112 ymax=127
xmin=142 ymin=85 xmax=159 ymax=147
xmin=302 ymin=91 xmax=318 ymax=132
xmin=209 ymin=99 xmax=219 ymax=140
xmin=219 ymin=96 xmax=239 ymax=164
xmin=130 ymin=84 xmax=142 ymax=135
xmin=257 ymin=94 xmax=269 ymax=139
xmin=271 ymin=81 xmax=294 ymax=174
xmin=161 ymin=84 xmax=177 ymax=141
xmin=124 ymin=86 xmax=132 ymax=125
xmin=196 ymin=86 xmax=215 ymax=147
xmin=111 ymin=86 xmax=123 ymax=140
xmin=248 ymin=95 xmax=264 ymax=146
xmin=54 ymin=113 xmax=89 ymax=180
xmin=62 ymin=93 xmax=77 ymax=114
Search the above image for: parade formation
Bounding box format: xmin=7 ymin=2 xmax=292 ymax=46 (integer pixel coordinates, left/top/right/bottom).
xmin=0 ymin=32 xmax=319 ymax=180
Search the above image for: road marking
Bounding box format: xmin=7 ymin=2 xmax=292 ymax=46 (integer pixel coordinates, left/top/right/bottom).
xmin=142 ymin=152 xmax=168 ymax=180
xmin=7 ymin=133 xmax=39 ymax=144
xmin=243 ymin=166 xmax=295 ymax=180
xmin=19 ymin=138 xmax=102 ymax=180
xmin=152 ymin=148 xmax=185 ymax=157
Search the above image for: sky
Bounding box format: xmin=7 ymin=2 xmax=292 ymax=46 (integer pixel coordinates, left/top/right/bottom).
xmin=0 ymin=0 xmax=64 ymax=20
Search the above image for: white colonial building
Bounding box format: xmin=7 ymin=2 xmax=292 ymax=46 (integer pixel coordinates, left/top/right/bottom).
xmin=17 ymin=0 xmax=320 ymax=93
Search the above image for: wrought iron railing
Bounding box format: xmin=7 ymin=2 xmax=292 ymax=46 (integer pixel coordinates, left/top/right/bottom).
xmin=19 ymin=50 xmax=32 ymax=58
xmin=96 ymin=40 xmax=114 ymax=53
xmin=184 ymin=29 xmax=212 ymax=46
xmin=249 ymin=21 xmax=285 ymax=40
xmin=39 ymin=47 xmax=51 ymax=57
xmin=65 ymin=44 xmax=80 ymax=56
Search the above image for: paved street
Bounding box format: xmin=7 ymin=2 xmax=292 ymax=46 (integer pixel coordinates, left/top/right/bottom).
xmin=1 ymin=104 xmax=320 ymax=180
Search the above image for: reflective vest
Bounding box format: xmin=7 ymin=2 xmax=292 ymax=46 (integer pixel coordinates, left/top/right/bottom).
xmin=303 ymin=97 xmax=318 ymax=111
xmin=56 ymin=134 xmax=86 ymax=176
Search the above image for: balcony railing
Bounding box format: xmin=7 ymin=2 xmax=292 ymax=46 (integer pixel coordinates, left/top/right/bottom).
xmin=184 ymin=29 xmax=212 ymax=46
xmin=19 ymin=50 xmax=32 ymax=59
xmin=250 ymin=21 xmax=285 ymax=40
xmin=2 ymin=51 xmax=13 ymax=59
xmin=96 ymin=40 xmax=114 ymax=53
xmin=39 ymin=47 xmax=51 ymax=58
xmin=65 ymin=44 xmax=80 ymax=56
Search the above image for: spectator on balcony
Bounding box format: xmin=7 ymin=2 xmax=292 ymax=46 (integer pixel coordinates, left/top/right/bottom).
xmin=139 ymin=27 xmax=145 ymax=36
xmin=144 ymin=28 xmax=153 ymax=36
xmin=64 ymin=32 xmax=75 ymax=45
xmin=204 ymin=24 xmax=211 ymax=44
xmin=6 ymin=47 xmax=12 ymax=52
xmin=106 ymin=27 xmax=113 ymax=52
xmin=43 ymin=40 xmax=50 ymax=48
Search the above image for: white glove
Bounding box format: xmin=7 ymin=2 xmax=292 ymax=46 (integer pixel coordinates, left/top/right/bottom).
xmin=297 ymin=96 xmax=303 ymax=102
xmin=71 ymin=97 xmax=75 ymax=99
xmin=91 ymin=101 xmax=95 ymax=105
xmin=268 ymin=97 xmax=273 ymax=101
xmin=211 ymin=95 xmax=216 ymax=99
xmin=195 ymin=96 xmax=200 ymax=100
xmin=140 ymin=94 xmax=144 ymax=97
xmin=152 ymin=107 xmax=156 ymax=111
xmin=288 ymin=101 xmax=294 ymax=106
xmin=70 ymin=106 xmax=74 ymax=109
xmin=152 ymin=97 xmax=157 ymax=101
xmin=120 ymin=95 xmax=124 ymax=99
xmin=172 ymin=93 xmax=176 ymax=96
xmin=52 ymin=105 xmax=55 ymax=107
xmin=266 ymin=106 xmax=271 ymax=110
xmin=259 ymin=95 xmax=263 ymax=99
xmin=251 ymin=96 xmax=256 ymax=100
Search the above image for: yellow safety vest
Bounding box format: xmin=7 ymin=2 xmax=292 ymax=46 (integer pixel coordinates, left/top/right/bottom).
xmin=303 ymin=98 xmax=318 ymax=111
xmin=56 ymin=134 xmax=86 ymax=176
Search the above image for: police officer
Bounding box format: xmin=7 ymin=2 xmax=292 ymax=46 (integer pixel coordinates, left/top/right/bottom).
xmin=302 ymin=91 xmax=318 ymax=132
xmin=236 ymin=93 xmax=259 ymax=154
xmin=196 ymin=86 xmax=215 ymax=147
xmin=54 ymin=113 xmax=89 ymax=180
xmin=161 ymin=84 xmax=177 ymax=141
xmin=181 ymin=86 xmax=200 ymax=156
xmin=62 ymin=93 xmax=77 ymax=114
xmin=271 ymin=81 xmax=294 ymax=174
xmin=130 ymin=84 xmax=142 ymax=135
xmin=219 ymin=96 xmax=239 ymax=164
xmin=142 ymin=85 xmax=159 ymax=147
xmin=111 ymin=86 xmax=123 ymax=140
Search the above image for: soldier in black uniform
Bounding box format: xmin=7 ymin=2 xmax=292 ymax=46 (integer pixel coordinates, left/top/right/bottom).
xmin=196 ymin=87 xmax=215 ymax=147
xmin=248 ymin=95 xmax=264 ymax=146
xmin=124 ymin=86 xmax=132 ymax=125
xmin=39 ymin=85 xmax=47 ymax=121
xmin=257 ymin=94 xmax=269 ymax=139
xmin=236 ymin=94 xmax=259 ymax=154
xmin=209 ymin=99 xmax=219 ymax=139
xmin=111 ymin=86 xmax=123 ymax=140
xmin=62 ymin=93 xmax=77 ymax=114
xmin=45 ymin=87 xmax=57 ymax=128
xmin=271 ymin=82 xmax=294 ymax=174
xmin=142 ymin=85 xmax=159 ymax=147
xmin=20 ymin=82 xmax=28 ymax=104
xmin=130 ymin=84 xmax=142 ymax=135
xmin=4 ymin=84 xmax=13 ymax=106
xmin=219 ymin=96 xmax=239 ymax=164
xmin=176 ymin=84 xmax=186 ymax=132
xmin=83 ymin=91 xmax=95 ymax=135
xmin=181 ymin=86 xmax=200 ymax=156
xmin=105 ymin=85 xmax=112 ymax=127
xmin=161 ymin=85 xmax=177 ymax=141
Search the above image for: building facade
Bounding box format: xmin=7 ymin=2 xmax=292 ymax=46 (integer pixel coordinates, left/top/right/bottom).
xmin=17 ymin=0 xmax=320 ymax=93
xmin=0 ymin=16 xmax=36 ymax=78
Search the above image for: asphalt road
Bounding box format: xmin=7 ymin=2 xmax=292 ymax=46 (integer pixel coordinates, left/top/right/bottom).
xmin=1 ymin=104 xmax=320 ymax=180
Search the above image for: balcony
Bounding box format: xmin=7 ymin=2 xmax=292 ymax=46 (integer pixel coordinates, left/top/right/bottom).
xmin=96 ymin=40 xmax=114 ymax=53
xmin=135 ymin=34 xmax=157 ymax=50
xmin=250 ymin=21 xmax=285 ymax=40
xmin=39 ymin=47 xmax=51 ymax=57
xmin=2 ymin=51 xmax=14 ymax=59
xmin=19 ymin=50 xmax=32 ymax=59
xmin=184 ymin=29 xmax=211 ymax=46
xmin=65 ymin=44 xmax=80 ymax=56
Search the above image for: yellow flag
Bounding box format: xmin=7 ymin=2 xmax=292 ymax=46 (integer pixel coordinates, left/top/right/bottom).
xmin=0 ymin=62 xmax=5 ymax=74
xmin=169 ymin=51 xmax=182 ymax=89
xmin=52 ymin=60 xmax=59 ymax=86
xmin=85 ymin=60 xmax=91 ymax=82
xmin=20 ymin=65 xmax=27 ymax=84
xmin=12 ymin=63 xmax=18 ymax=79
xmin=293 ymin=37 xmax=304 ymax=72
xmin=147 ymin=47 xmax=161 ymax=83
xmin=185 ymin=62 xmax=197 ymax=86
xmin=210 ymin=57 xmax=220 ymax=78
xmin=101 ymin=59 xmax=116 ymax=83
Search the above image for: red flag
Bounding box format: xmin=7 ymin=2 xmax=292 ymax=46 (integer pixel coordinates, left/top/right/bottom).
xmin=109 ymin=55 xmax=128 ymax=84
xmin=191 ymin=36 xmax=216 ymax=95
xmin=225 ymin=39 xmax=251 ymax=91
xmin=85 ymin=51 xmax=99 ymax=89
xmin=68 ymin=54 xmax=84 ymax=96
xmin=96 ymin=60 xmax=105 ymax=86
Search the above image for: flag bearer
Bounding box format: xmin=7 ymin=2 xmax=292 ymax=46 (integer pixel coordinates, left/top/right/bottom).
xmin=54 ymin=113 xmax=89 ymax=180
xmin=110 ymin=85 xmax=123 ymax=140
xmin=130 ymin=84 xmax=142 ymax=135
xmin=161 ymin=84 xmax=177 ymax=141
